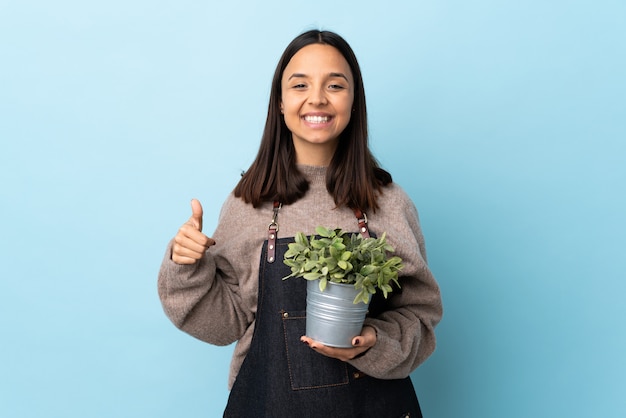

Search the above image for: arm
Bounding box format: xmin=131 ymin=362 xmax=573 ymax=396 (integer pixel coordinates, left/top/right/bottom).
xmin=157 ymin=198 xmax=255 ymax=346
xmin=349 ymin=191 xmax=443 ymax=378
xmin=303 ymin=189 xmax=443 ymax=378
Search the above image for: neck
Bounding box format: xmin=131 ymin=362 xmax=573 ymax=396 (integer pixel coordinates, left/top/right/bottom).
xmin=293 ymin=139 xmax=337 ymax=166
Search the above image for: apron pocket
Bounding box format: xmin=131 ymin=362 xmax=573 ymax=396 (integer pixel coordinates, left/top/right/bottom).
xmin=281 ymin=310 xmax=350 ymax=390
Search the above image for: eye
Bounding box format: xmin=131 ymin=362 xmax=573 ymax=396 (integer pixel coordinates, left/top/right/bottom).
xmin=329 ymin=84 xmax=345 ymax=90
xmin=292 ymin=83 xmax=307 ymax=89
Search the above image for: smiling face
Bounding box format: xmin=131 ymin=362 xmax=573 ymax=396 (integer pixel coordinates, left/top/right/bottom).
xmin=280 ymin=43 xmax=355 ymax=166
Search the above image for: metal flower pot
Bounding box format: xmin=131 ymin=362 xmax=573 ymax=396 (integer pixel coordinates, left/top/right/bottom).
xmin=306 ymin=280 xmax=371 ymax=348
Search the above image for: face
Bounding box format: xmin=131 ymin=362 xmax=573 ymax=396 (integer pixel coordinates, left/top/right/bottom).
xmin=280 ymin=44 xmax=354 ymax=165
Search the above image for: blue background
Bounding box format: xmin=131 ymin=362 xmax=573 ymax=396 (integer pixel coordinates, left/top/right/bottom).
xmin=1 ymin=1 xmax=625 ymax=417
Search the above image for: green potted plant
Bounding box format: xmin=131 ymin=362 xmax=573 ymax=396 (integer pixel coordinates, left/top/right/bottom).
xmin=283 ymin=226 xmax=404 ymax=347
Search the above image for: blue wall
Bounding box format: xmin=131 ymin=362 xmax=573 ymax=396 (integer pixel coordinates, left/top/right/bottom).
xmin=2 ymin=1 xmax=625 ymax=417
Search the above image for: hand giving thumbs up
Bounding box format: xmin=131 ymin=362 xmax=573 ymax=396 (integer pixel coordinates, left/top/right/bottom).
xmin=171 ymin=199 xmax=216 ymax=264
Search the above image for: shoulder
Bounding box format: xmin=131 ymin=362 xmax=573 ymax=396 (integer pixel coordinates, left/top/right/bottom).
xmin=219 ymin=192 xmax=251 ymax=215
xmin=381 ymin=182 xmax=412 ymax=203
xmin=377 ymin=182 xmax=420 ymax=221
xmin=218 ymin=193 xmax=274 ymax=222
xmin=372 ymin=182 xmax=430 ymax=265
xmin=213 ymin=193 xmax=273 ymax=239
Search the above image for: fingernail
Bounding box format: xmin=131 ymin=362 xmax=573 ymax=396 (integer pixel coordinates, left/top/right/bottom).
xmin=354 ymin=338 xmax=360 ymax=346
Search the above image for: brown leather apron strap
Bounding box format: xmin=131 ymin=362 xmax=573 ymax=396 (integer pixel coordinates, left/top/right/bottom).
xmin=353 ymin=208 xmax=370 ymax=238
xmin=266 ymin=201 xmax=282 ymax=263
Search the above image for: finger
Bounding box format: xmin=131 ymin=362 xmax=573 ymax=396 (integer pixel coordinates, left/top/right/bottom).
xmin=172 ymin=241 xmax=206 ymax=260
xmin=172 ymin=253 xmax=201 ymax=265
xmin=177 ymin=224 xmax=215 ymax=249
xmin=171 ymin=223 xmax=216 ymax=264
xmin=299 ymin=336 xmax=356 ymax=361
xmin=352 ymin=326 xmax=376 ymax=348
xmin=173 ymin=233 xmax=215 ymax=261
xmin=189 ymin=198 xmax=204 ymax=231
xmin=301 ymin=335 xmax=373 ymax=361
xmin=301 ymin=335 xmax=346 ymax=351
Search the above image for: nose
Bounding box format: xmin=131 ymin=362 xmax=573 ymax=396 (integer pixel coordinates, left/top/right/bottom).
xmin=308 ymin=86 xmax=328 ymax=106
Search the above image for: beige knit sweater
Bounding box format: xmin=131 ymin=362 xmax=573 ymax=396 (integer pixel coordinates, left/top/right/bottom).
xmin=158 ymin=165 xmax=443 ymax=389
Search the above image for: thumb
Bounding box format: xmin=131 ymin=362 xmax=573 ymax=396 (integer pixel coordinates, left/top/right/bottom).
xmin=189 ymin=198 xmax=204 ymax=231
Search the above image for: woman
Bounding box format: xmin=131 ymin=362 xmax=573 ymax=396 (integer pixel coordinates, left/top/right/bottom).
xmin=158 ymin=29 xmax=443 ymax=417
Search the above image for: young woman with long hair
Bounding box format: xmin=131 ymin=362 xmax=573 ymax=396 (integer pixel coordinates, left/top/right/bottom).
xmin=158 ymin=29 xmax=442 ymax=417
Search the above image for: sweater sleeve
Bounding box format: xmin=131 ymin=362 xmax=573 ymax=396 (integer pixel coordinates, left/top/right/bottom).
xmin=157 ymin=196 xmax=258 ymax=346
xmin=348 ymin=187 xmax=443 ymax=378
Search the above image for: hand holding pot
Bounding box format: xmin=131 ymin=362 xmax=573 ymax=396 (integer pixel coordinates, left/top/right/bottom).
xmin=300 ymin=325 xmax=377 ymax=361
xmin=171 ymin=199 xmax=215 ymax=264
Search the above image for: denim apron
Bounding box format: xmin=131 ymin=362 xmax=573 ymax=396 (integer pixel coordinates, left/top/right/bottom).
xmin=223 ymin=206 xmax=422 ymax=418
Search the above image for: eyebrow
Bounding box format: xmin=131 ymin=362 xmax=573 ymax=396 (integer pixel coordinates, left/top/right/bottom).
xmin=287 ymin=72 xmax=350 ymax=82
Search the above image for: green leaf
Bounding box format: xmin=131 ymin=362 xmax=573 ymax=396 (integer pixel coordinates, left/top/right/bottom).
xmin=360 ymin=265 xmax=375 ymax=276
xmin=311 ymin=239 xmax=325 ymax=250
xmin=315 ymin=226 xmax=331 ymax=237
xmin=304 ymin=272 xmax=322 ymax=280
xmin=295 ymin=232 xmax=309 ymax=246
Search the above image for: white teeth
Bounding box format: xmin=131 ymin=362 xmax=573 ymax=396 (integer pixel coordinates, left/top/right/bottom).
xmin=304 ymin=115 xmax=329 ymax=123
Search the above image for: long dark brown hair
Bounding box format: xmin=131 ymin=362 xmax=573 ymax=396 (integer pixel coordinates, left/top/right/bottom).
xmin=233 ymin=29 xmax=392 ymax=212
